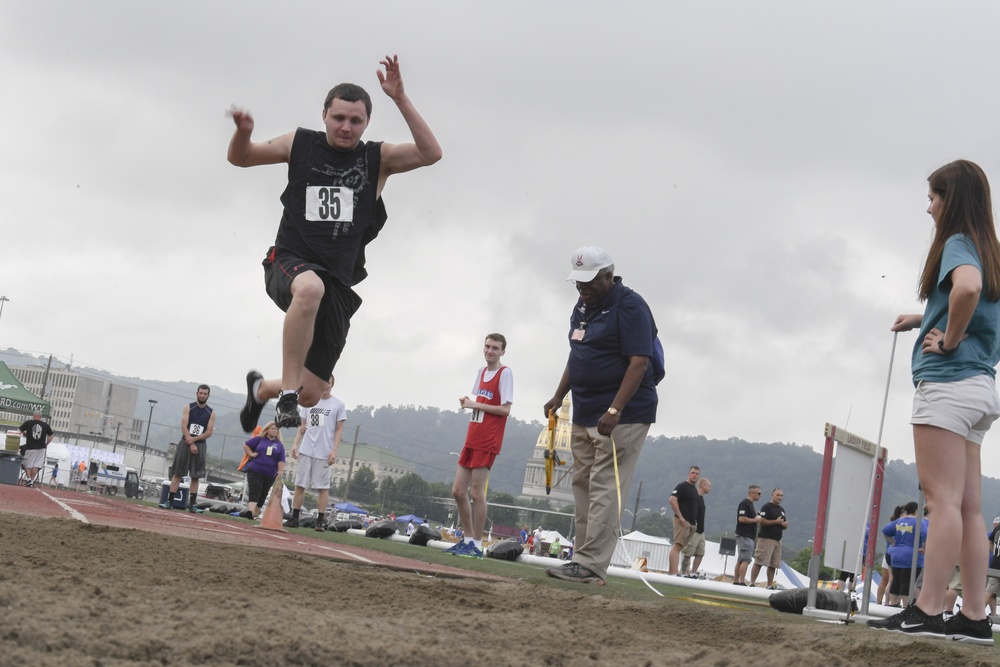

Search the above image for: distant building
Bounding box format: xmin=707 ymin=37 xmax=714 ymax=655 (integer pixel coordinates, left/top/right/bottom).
xmin=2 ymin=364 xmax=142 ymax=447
xmin=520 ymin=396 xmax=574 ymax=508
xmin=282 ymin=441 xmax=415 ymax=490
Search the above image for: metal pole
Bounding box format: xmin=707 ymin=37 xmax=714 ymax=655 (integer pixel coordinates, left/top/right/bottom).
xmin=860 ymin=332 xmax=898 ymax=615
xmin=630 ymin=481 xmax=643 ymax=532
xmin=0 ymin=296 xmax=8 ymax=329
xmin=139 ymin=399 xmax=157 ymax=478
xmin=112 ymin=422 xmax=121 ymax=454
xmin=343 ymin=425 xmax=360 ymax=501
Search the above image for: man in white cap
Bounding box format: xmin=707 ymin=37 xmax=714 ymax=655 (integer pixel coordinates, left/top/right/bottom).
xmin=543 ymin=246 xmax=661 ymax=585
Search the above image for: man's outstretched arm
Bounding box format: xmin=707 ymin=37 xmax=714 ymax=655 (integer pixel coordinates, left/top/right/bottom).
xmin=377 ymin=55 xmax=443 ymax=179
xmin=227 ymin=107 xmax=294 ymax=167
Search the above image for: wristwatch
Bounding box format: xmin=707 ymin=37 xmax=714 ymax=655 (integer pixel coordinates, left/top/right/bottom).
xmin=938 ymin=339 xmax=958 ymax=354
xmin=606 ymin=407 xmax=619 ymax=416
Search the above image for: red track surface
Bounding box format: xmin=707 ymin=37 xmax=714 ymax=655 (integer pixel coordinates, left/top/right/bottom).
xmin=0 ymin=483 xmax=499 ymax=580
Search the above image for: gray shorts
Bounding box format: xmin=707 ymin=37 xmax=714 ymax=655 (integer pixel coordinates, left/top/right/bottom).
xmin=294 ymin=453 xmax=331 ymax=490
xmin=22 ymin=448 xmax=46 ymax=470
xmin=736 ymin=536 xmax=755 ymax=563
xmin=171 ymin=441 xmax=206 ymax=479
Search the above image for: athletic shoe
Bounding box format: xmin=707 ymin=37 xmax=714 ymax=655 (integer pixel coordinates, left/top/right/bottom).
xmin=945 ymin=611 xmax=994 ymax=645
xmin=314 ymin=523 xmax=326 ymax=533
xmin=284 ymin=518 xmax=300 ymax=528
xmin=545 ymin=562 xmax=605 ymax=586
xmin=188 ymin=505 xmax=204 ymax=514
xmin=867 ymin=603 xmax=945 ymax=638
xmin=239 ymin=370 xmax=265 ymax=433
xmin=733 ymin=582 xmax=747 ymax=587
xmin=239 ymin=510 xmax=254 ymax=520
xmin=158 ymin=501 xmax=172 ymax=509
xmin=275 ymin=391 xmax=301 ymax=429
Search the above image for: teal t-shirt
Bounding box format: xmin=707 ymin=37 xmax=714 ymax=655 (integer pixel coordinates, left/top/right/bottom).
xmin=912 ymin=233 xmax=1000 ymax=384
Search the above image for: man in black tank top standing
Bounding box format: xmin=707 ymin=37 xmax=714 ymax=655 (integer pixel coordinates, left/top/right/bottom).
xmin=227 ymin=55 xmax=442 ymax=432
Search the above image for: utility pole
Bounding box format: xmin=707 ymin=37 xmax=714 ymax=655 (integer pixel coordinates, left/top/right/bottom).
xmin=342 ymin=425 xmax=360 ymax=502
xmin=139 ymin=399 xmax=157 ymax=479
xmin=112 ymin=422 xmax=121 ymax=454
xmin=630 ymin=481 xmax=643 ymax=532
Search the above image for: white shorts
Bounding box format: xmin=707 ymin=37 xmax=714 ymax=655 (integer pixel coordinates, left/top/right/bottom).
xmin=22 ymin=448 xmax=46 ymax=470
xmin=911 ymin=375 xmax=1000 ymax=445
xmin=293 ymin=454 xmax=331 ymax=490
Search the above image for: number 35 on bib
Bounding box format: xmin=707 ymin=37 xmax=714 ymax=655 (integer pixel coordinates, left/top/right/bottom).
xmin=306 ymin=186 xmax=355 ymax=222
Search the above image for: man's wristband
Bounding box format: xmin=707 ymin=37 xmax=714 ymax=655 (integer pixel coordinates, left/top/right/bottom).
xmin=938 ymin=339 xmax=958 ymax=355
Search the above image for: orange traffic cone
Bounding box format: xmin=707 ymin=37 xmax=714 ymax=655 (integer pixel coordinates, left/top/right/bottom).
xmin=256 ymin=479 xmax=286 ymax=532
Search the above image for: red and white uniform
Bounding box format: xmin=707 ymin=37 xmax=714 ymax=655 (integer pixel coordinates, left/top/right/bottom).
xmin=464 ymin=365 xmax=513 ymax=454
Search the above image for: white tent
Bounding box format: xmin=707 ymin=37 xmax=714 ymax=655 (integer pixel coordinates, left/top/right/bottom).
xmin=611 ymin=531 xmax=807 ymax=589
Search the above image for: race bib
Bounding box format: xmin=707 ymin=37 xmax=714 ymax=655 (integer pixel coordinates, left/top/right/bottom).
xmin=305 ymin=186 xmax=355 ymax=222
xmin=266 ymin=446 xmax=274 ymax=456
xmin=470 ymin=408 xmax=484 ymax=424
xmin=189 ymin=424 xmax=204 ymax=436
xmin=308 ymin=412 xmax=326 ymax=428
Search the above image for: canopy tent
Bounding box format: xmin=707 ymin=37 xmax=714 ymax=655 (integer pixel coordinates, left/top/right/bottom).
xmin=334 ymin=502 xmax=368 ymax=515
xmin=0 ymin=362 xmax=50 ymax=418
xmin=395 ymin=514 xmax=424 ymax=524
xmin=613 ymin=530 xmax=808 ymax=589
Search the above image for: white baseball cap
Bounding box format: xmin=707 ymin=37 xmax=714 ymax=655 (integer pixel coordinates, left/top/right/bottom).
xmin=567 ymin=245 xmax=614 ymax=282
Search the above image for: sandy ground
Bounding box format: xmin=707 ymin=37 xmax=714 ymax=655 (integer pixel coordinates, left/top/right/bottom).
xmin=1 ymin=510 xmax=998 ymax=666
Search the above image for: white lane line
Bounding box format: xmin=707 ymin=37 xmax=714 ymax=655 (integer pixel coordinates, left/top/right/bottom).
xmin=40 ymin=491 xmax=89 ymax=524
xmin=301 ymin=541 xmax=376 ymax=563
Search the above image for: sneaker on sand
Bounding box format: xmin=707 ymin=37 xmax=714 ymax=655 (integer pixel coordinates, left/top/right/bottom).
xmin=545 ymin=562 xmax=605 ymax=586
xmin=945 ymin=611 xmax=994 ymax=645
xmin=867 ymin=603 xmax=945 ymax=638
xmin=275 ymin=392 xmax=302 ymax=429
xmin=239 ymin=370 xmax=265 ymax=433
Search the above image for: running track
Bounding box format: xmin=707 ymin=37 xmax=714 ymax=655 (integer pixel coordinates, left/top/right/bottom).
xmin=0 ymin=483 xmax=502 ymax=581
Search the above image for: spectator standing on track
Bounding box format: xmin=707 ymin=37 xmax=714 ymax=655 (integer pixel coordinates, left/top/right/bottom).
xmin=161 ymin=385 xmax=215 ymax=512
xmin=286 ymin=376 xmax=346 ymax=531
xmin=749 ymin=488 xmax=789 ymax=589
xmin=879 ymin=501 xmax=927 ymax=607
xmin=733 ymin=485 xmax=762 ymax=586
xmin=18 ymin=410 xmax=53 ymax=488
xmin=543 ymin=246 xmax=660 ymax=586
xmin=668 ymin=466 xmax=701 ymax=576
xmin=448 ymin=334 xmax=513 ymax=557
xmin=681 ymin=477 xmax=711 ymax=577
xmin=240 ymin=422 xmax=286 ymax=520
xmin=868 ymin=160 xmax=1000 ymax=645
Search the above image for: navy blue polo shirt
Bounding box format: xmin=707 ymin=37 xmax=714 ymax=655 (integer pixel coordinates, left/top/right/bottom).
xmin=566 ymin=278 xmax=658 ymax=425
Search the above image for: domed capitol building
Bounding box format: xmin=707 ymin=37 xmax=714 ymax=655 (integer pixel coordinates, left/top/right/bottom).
xmin=520 ymin=396 xmax=573 ymax=508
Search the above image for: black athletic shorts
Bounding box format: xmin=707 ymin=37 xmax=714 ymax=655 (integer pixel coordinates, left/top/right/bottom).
xmin=263 ymin=249 xmax=363 ymax=380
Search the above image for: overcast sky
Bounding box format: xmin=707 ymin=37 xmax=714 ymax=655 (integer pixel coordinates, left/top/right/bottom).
xmin=5 ymin=2 xmax=1000 ymax=477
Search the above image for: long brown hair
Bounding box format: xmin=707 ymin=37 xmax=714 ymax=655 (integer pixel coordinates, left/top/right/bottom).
xmin=919 ymin=160 xmax=1000 ymax=302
